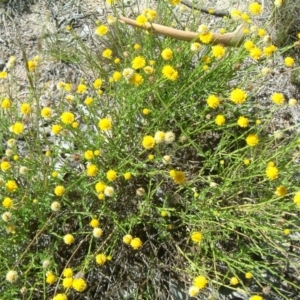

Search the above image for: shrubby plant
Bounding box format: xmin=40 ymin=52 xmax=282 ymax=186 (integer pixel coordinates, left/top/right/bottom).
xmin=0 ymin=0 xmax=299 ymax=299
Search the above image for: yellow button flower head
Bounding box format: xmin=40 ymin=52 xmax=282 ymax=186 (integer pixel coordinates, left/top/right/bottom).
xmin=112 ymin=71 xmax=122 ymax=82
xmin=275 ymin=186 xmax=287 ymax=196
xmin=52 ymin=124 xmax=63 ymax=135
xmin=2 ymin=197 xmax=13 ymax=208
xmin=93 ymin=227 xmax=103 ymax=238
xmin=129 ymin=73 xmax=144 ymax=86
xmin=263 ymin=45 xmax=277 ymax=57
xmin=93 ymin=78 xmax=102 ymax=89
xmin=154 ymin=131 xmax=165 ymax=143
xmin=51 ymin=201 xmax=61 ymax=211
xmin=245 ymin=272 xmax=253 ymax=279
xmin=142 ymin=135 xmax=155 ymax=149
xmin=230 ymin=88 xmax=247 ymax=104
xmin=96 ymin=253 xmax=107 ymax=265
xmin=136 ymin=15 xmax=147 ymax=26
xmin=102 ymin=49 xmax=113 ymax=59
xmin=244 ymin=40 xmax=255 ymax=51
xmin=90 ymin=219 xmax=100 ymax=228
xmin=237 ymin=116 xmax=249 ymax=128
xmin=53 ymin=294 xmax=68 ymax=300
xmin=95 ymin=181 xmax=106 ymax=193
xmin=193 ymin=275 xmax=208 ymax=289
xmin=249 ymin=296 xmax=263 ymax=300
xmin=84 ymin=150 xmax=94 ymax=160
xmin=20 ymin=103 xmax=32 ymax=115
xmin=212 ymin=45 xmax=226 ymax=59
xmin=106 ymin=169 xmax=117 ymax=181
xmin=62 ymin=277 xmax=73 ymax=288
xmin=54 ymin=185 xmax=65 ymax=196
xmin=207 ymin=95 xmax=220 ymax=108
xmin=161 ymin=48 xmax=173 ymax=60
xmin=0 ymin=71 xmax=7 ymax=78
xmin=87 ymin=164 xmax=98 ymax=177
xmin=162 ymin=65 xmax=178 ymax=81
xmin=169 ymin=0 xmax=181 ymax=5
xmin=6 ymin=180 xmax=18 ymax=192
xmin=191 ymin=231 xmax=203 ymax=243
xmin=215 ymin=114 xmax=226 ymax=126
xmin=266 ymin=165 xmax=279 ymax=180
xmin=257 ymin=28 xmax=266 ymax=37
xmin=124 ymin=172 xmax=131 ymax=180
xmin=146 ymin=9 xmax=157 ymax=21
xmin=230 ymin=277 xmax=239 ymax=285
xmin=123 ymin=234 xmax=133 ymax=244
xmin=72 ymin=278 xmax=87 ymax=292
xmin=130 ymin=237 xmax=143 ymax=250
xmin=63 ymin=234 xmax=75 ymax=245
xmin=249 ymin=2 xmax=262 ymax=15
xmin=199 ymin=32 xmax=213 ymax=44
xmin=1 ymin=161 xmax=11 ymax=171
xmin=171 ymin=170 xmax=186 ymax=184
xmin=131 ymin=56 xmax=146 ymax=69
xmin=246 ymin=133 xmax=259 ymax=146
xmin=61 ymin=111 xmax=75 ymax=124
xmin=46 ymin=271 xmax=56 ymax=284
xmin=41 ymin=107 xmax=52 ymax=118
xmin=1 ymin=98 xmax=11 ymax=109
xmin=284 ymin=57 xmax=295 ymax=67
xmin=84 ymin=97 xmax=93 ymax=105
xmin=6 ymin=270 xmax=18 ymax=283
xmin=62 ymin=268 xmax=73 ymax=278
xmin=11 ymin=122 xmax=24 ymax=135
xmin=98 ymin=118 xmax=112 ymax=130
xmin=190 ymin=42 xmax=201 ymax=52
xmin=293 ymin=191 xmax=300 ymax=206
xmin=250 ymin=47 xmax=262 ymax=60
xmin=95 ymin=25 xmax=109 ymax=36
xmin=271 ymin=92 xmax=285 ymax=105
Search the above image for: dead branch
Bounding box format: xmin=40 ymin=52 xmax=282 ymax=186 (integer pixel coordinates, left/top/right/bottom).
xmin=118 ymin=16 xmax=245 ymax=47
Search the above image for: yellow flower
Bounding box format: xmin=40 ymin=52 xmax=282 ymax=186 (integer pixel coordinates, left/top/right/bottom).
xmin=52 ymin=124 xmax=63 ymax=135
xmin=112 ymin=71 xmax=122 ymax=82
xmin=96 ymin=253 xmax=107 ymax=265
xmin=142 ymin=135 xmax=155 ymax=149
xmin=249 ymin=296 xmax=263 ymax=300
xmin=143 ymin=66 xmax=155 ymax=74
xmin=51 ymin=201 xmax=61 ymax=211
xmin=199 ymin=32 xmax=213 ymax=44
xmin=129 ymin=73 xmax=144 ymax=86
xmin=11 ymin=122 xmax=24 ymax=135
xmin=191 ymin=231 xmax=203 ymax=243
xmin=250 ymin=47 xmax=262 ymax=60
xmin=1 ymin=161 xmax=11 ymax=171
xmin=284 ymin=57 xmax=295 ymax=67
xmin=61 ymin=111 xmax=75 ymax=124
xmin=0 ymin=71 xmax=7 ymax=78
xmin=249 ymin=2 xmax=262 ymax=15
xmin=53 ymin=294 xmax=68 ymax=300
xmin=146 ymin=9 xmax=157 ymax=21
xmin=161 ymin=48 xmax=173 ymax=60
xmin=106 ymin=169 xmax=117 ymax=181
xmin=231 ymin=9 xmax=241 ymax=19
xmin=46 ymin=272 xmax=56 ymax=284
xmin=93 ymin=78 xmax=102 ymax=89
xmin=237 ymin=116 xmax=249 ymax=128
xmin=54 ymin=185 xmax=65 ymax=196
xmin=1 ymin=98 xmax=11 ymax=108
xmin=95 ymin=181 xmax=106 ymax=193
xmin=274 ymin=0 xmax=282 ymax=7
xmin=245 ymin=272 xmax=253 ymax=279
xmin=6 ymin=270 xmax=18 ymax=283
xmin=84 ymin=150 xmax=94 ymax=160
xmin=130 ymin=237 xmax=143 ymax=250
xmin=20 ymin=103 xmax=32 ymax=114
xmin=271 ymin=92 xmax=285 ymax=105
xmin=257 ymin=28 xmax=266 ymax=37
xmin=123 ymin=234 xmax=133 ymax=244
xmin=41 ymin=107 xmax=52 ymax=118
xmin=102 ymin=49 xmax=113 ymax=59
xmin=131 ymin=56 xmax=146 ymax=69
xmin=162 ymin=65 xmax=178 ymax=81
xmin=136 ymin=15 xmax=147 ymax=26
xmin=6 ymin=180 xmax=18 ymax=192
xmin=62 ymin=268 xmax=73 ymax=278
xmin=246 ymin=133 xmax=259 ymax=147
xmin=93 ymin=227 xmax=103 ymax=238
xmin=72 ymin=278 xmax=87 ymax=292
xmin=193 ymin=275 xmax=208 ymax=289
xmin=98 ymin=118 xmax=112 ymax=130
xmin=284 ymin=228 xmax=290 ymax=235
xmin=244 ymin=159 xmax=251 ymax=165
xmin=90 ymin=219 xmax=100 ymax=228
xmin=212 ymin=45 xmax=226 ymax=59
xmin=62 ymin=277 xmax=73 ymax=288
xmin=84 ymin=97 xmax=93 ymax=105
xmin=293 ymin=191 xmax=300 ymax=206
xmin=2 ymin=197 xmax=13 ymax=208
xmin=95 ymin=25 xmax=109 ymax=36
xmin=244 ymin=40 xmax=255 ymax=51
xmin=230 ymin=88 xmax=247 ymax=104
xmin=230 ymin=277 xmax=239 ymax=285
xmin=266 ymin=165 xmax=279 ymax=180
xmin=154 ymin=131 xmax=165 ymax=143
xmin=215 ymin=114 xmax=225 ymax=126
xmin=124 ymin=172 xmax=131 ymax=180
xmin=142 ymin=108 xmax=150 ymax=115
xmin=27 ymin=60 xmax=37 ymax=71
xmin=275 ymin=186 xmax=287 ymax=196
xmin=169 ymin=0 xmax=181 ymax=5
xmin=63 ymin=234 xmax=75 ymax=245
xmin=77 ymin=83 xmax=87 ymax=93
xmin=171 ymin=170 xmax=186 ymax=184
xmin=190 ymin=42 xmax=201 ymax=52
xmin=87 ymin=164 xmax=98 ymax=177
xmin=263 ymin=45 xmax=277 ymax=57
